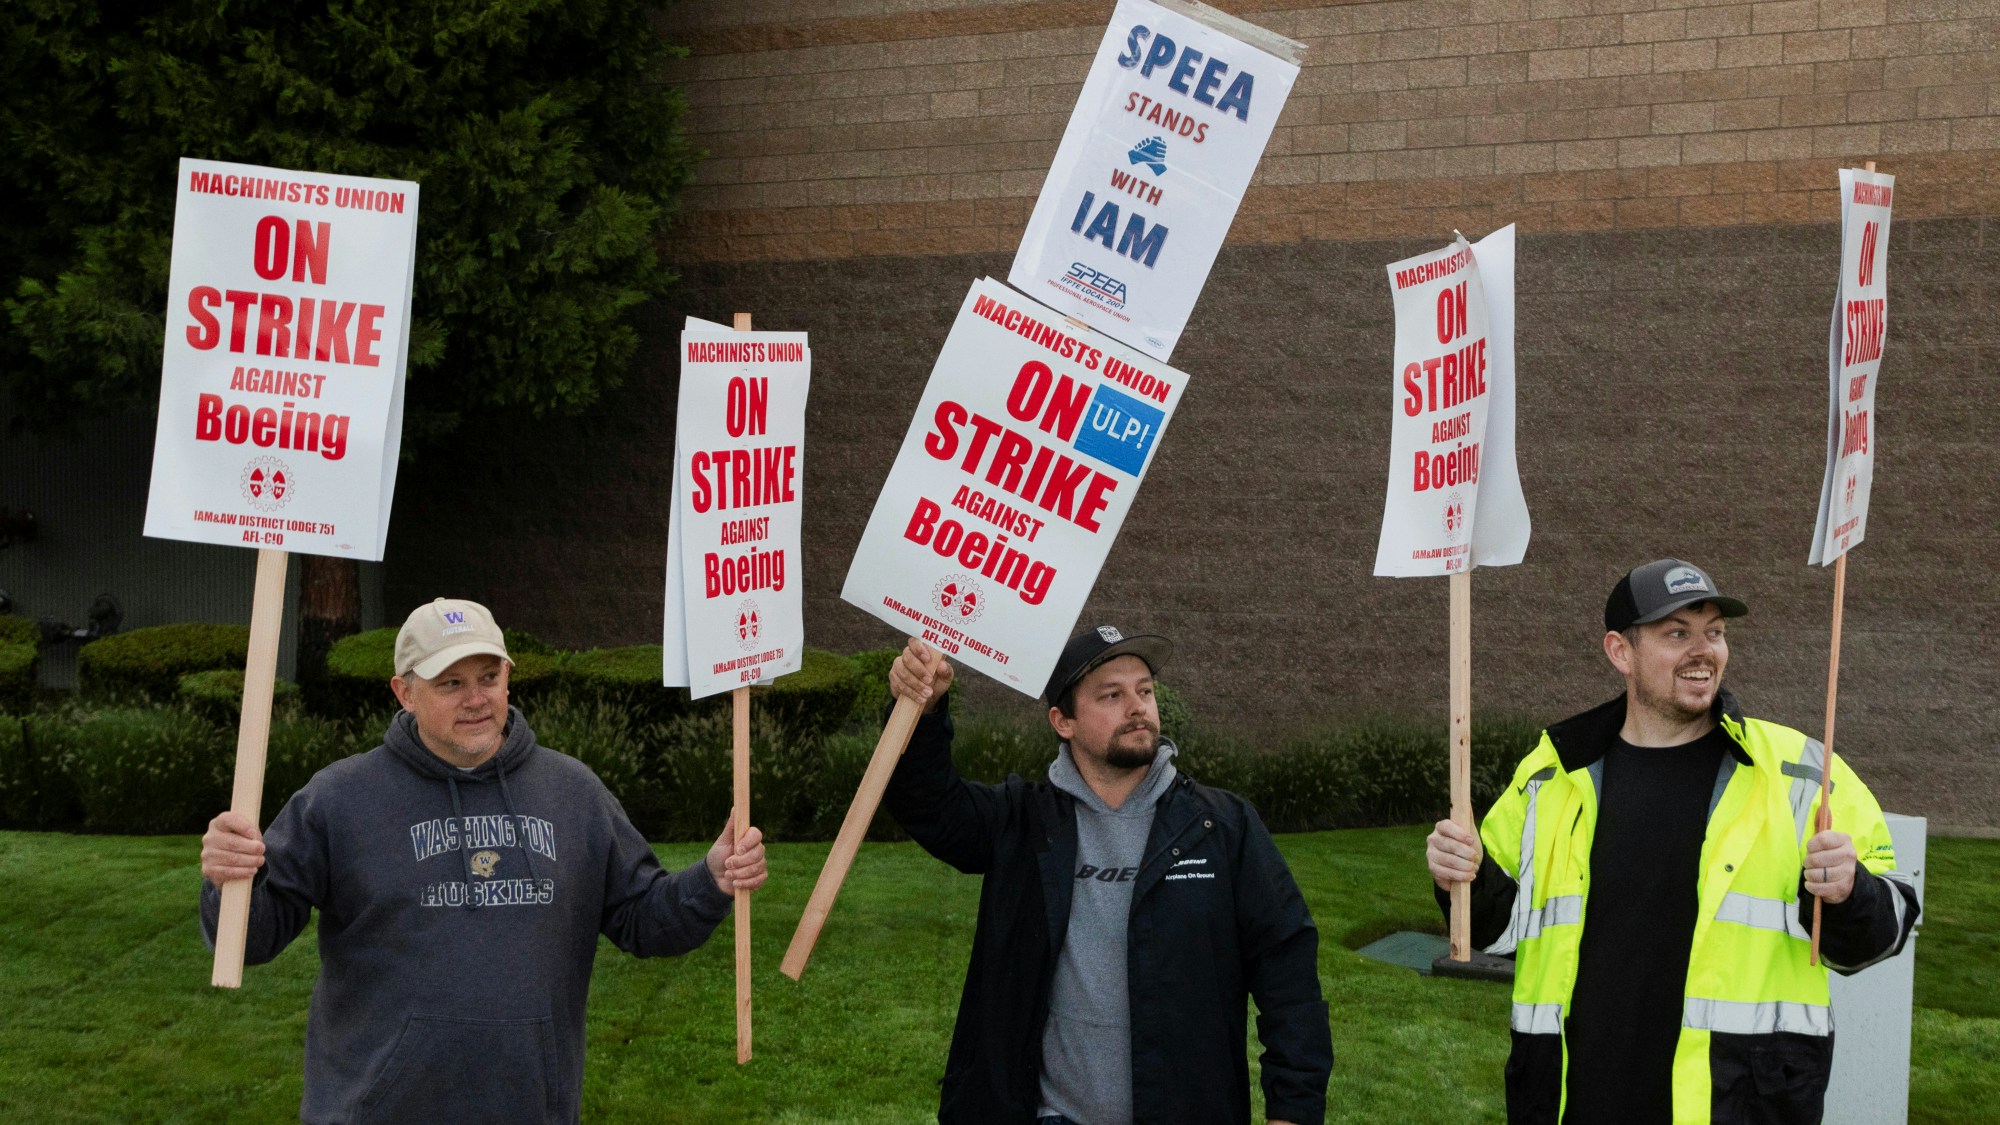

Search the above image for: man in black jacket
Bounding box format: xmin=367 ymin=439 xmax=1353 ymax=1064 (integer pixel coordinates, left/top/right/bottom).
xmin=883 ymin=626 xmax=1331 ymax=1125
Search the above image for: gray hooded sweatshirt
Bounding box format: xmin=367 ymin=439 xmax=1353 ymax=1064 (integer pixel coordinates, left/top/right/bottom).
xmin=1038 ymin=740 xmax=1179 ymax=1125
xmin=199 ymin=708 xmax=729 ymax=1124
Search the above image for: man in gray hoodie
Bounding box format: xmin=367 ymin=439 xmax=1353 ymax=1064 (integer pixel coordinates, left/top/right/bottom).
xmin=884 ymin=626 xmax=1331 ymax=1125
xmin=198 ymin=598 xmax=766 ymax=1124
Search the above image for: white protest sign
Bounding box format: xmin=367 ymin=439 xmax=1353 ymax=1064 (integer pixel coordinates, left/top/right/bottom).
xmin=842 ymin=278 xmax=1189 ymax=695
xmin=1373 ymin=227 xmax=1530 ymax=576
xmin=1009 ymin=0 xmax=1301 ymax=361
xmin=144 ymin=158 xmax=418 ymax=560
xmin=1809 ymin=168 xmax=1893 ymax=565
xmin=661 ymin=325 xmax=811 ymax=700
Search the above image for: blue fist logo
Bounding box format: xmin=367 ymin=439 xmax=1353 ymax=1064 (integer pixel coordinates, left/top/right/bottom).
xmin=1128 ymin=137 xmax=1168 ymax=176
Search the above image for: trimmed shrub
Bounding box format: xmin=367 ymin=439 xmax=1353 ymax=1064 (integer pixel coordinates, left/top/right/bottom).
xmin=78 ymin=623 xmax=249 ymax=703
xmin=0 ymin=615 xmax=38 ymax=647
xmin=503 ymin=650 xmax=564 ymax=710
xmin=502 ymin=628 xmax=553 ymax=655
xmin=847 ymin=647 xmax=898 ymax=724
xmin=0 ymin=643 xmax=37 ymax=715
xmin=322 ymin=627 xmax=398 ymax=713
xmin=1154 ymin=681 xmax=1193 ymax=744
xmin=758 ymin=649 xmax=862 ymax=737
xmin=559 ymin=644 xmax=685 ymax=725
xmin=0 ymin=715 xmax=84 ymax=829
xmin=178 ymin=669 xmax=300 ymax=726
xmin=59 ymin=707 xmax=231 ymax=833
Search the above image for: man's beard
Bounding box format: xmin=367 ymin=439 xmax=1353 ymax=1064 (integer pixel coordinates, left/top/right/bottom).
xmin=1633 ymin=661 xmax=1717 ymax=725
xmin=1101 ymin=722 xmax=1161 ymax=769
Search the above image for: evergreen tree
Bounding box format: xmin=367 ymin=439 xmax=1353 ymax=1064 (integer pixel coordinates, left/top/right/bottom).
xmin=0 ymin=0 xmax=698 ymax=698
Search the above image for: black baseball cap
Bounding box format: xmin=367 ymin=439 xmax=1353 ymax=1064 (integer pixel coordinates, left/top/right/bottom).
xmin=1604 ymin=559 xmax=1749 ymax=633
xmin=1044 ymin=625 xmax=1173 ymax=707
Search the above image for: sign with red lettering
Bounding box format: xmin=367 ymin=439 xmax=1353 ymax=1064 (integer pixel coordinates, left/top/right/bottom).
xmin=143 ymin=158 xmax=418 ymax=560
xmin=1009 ymin=0 xmax=1302 ymax=362
xmin=1373 ymin=226 xmax=1530 ymax=577
xmin=662 ymin=323 xmax=811 ymax=699
xmin=1809 ymin=168 xmax=1893 ymax=565
xmin=842 ymin=277 xmax=1190 ymax=695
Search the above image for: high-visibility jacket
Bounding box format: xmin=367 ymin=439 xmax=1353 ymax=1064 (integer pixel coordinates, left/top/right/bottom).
xmin=1468 ymin=691 xmax=1919 ymax=1125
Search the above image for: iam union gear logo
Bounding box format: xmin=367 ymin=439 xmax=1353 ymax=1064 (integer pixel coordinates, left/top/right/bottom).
xmin=734 ymin=600 xmax=762 ymax=651
xmin=1442 ymin=492 xmax=1465 ymax=542
xmin=932 ymin=573 xmax=987 ymax=624
xmin=240 ymin=456 xmax=294 ymax=511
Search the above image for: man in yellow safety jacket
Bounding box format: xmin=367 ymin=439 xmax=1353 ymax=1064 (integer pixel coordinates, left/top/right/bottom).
xmin=1426 ymin=558 xmax=1919 ymax=1125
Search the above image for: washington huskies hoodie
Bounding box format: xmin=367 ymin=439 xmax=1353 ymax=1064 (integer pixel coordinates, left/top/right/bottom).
xmin=199 ymin=707 xmax=730 ymax=1124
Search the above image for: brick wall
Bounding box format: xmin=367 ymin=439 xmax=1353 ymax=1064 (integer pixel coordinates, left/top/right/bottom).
xmin=661 ymin=0 xmax=1998 ymax=258
xmin=389 ymin=1 xmax=1998 ymax=827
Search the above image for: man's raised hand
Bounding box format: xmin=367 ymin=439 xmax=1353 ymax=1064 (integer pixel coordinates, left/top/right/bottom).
xmin=888 ymin=637 xmax=954 ymax=714
xmin=1426 ymin=819 xmax=1483 ymax=891
xmin=202 ymin=811 xmax=265 ymax=886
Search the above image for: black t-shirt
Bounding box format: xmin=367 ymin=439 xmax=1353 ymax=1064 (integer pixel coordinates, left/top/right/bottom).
xmin=1561 ymin=726 xmax=1733 ymax=1125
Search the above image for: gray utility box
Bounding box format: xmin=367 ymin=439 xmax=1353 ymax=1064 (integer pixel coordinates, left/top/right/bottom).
xmin=1824 ymin=813 xmax=1926 ymax=1125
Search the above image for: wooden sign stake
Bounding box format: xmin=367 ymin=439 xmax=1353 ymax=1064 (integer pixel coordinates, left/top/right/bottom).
xmin=1810 ymin=554 xmax=1846 ymax=967
xmin=781 ymin=693 xmax=924 ymax=980
xmin=1811 ymin=159 xmax=1872 ymax=968
xmin=1448 ymin=569 xmax=1473 ymax=962
xmin=730 ymin=311 xmax=754 ymax=1062
xmin=211 ymin=547 xmax=290 ymax=988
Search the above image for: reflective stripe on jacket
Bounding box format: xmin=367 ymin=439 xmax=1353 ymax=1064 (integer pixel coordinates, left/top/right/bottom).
xmin=1472 ymin=691 xmax=1918 ymax=1124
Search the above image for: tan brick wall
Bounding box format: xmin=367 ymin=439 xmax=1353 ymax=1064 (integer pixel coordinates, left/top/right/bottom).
xmin=661 ymin=0 xmax=2000 ymax=259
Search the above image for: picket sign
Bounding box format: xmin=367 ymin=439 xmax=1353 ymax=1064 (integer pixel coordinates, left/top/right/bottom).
xmin=145 ymin=160 xmax=421 ymax=989
xmin=662 ymin=308 xmax=811 ymax=1055
xmin=782 ymin=280 xmax=1195 ymax=979
xmin=1809 ymin=160 xmax=1891 ymax=965
xmin=1374 ymin=226 xmax=1528 ymax=962
xmin=1008 ymin=0 xmax=1303 ymax=360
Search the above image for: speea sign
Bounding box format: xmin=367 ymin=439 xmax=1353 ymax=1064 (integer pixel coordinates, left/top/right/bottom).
xmin=1011 ymin=0 xmax=1301 ymax=361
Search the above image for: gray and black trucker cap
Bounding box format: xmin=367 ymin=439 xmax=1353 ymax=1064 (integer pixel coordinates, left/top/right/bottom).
xmin=1604 ymin=559 xmax=1749 ymax=633
xmin=1043 ymin=625 xmax=1173 ymax=706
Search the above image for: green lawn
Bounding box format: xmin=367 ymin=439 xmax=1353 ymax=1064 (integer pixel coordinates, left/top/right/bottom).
xmin=0 ymin=828 xmax=1993 ymax=1123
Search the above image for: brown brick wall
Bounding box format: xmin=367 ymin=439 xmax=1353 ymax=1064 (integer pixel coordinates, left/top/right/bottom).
xmin=387 ymin=215 xmax=2000 ymax=828
xmin=659 ymin=0 xmax=1998 ymax=258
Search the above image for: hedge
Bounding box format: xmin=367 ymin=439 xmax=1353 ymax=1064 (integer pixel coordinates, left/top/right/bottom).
xmin=0 ymin=630 xmax=1550 ymax=838
xmin=557 ymin=644 xmax=681 ymax=724
xmin=758 ymin=649 xmax=862 ymax=734
xmin=0 ymin=715 xmax=82 ymax=829
xmin=0 ymin=643 xmax=37 ymax=715
xmin=78 ymin=623 xmax=249 ymax=703
xmin=56 ymin=707 xmax=232 ymax=833
xmin=177 ymin=669 xmax=300 ymax=726
xmin=0 ymin=615 xmax=38 ymax=647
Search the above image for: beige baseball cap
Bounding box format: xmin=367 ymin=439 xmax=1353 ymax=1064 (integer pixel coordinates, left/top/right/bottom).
xmin=395 ymin=598 xmax=511 ymax=679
